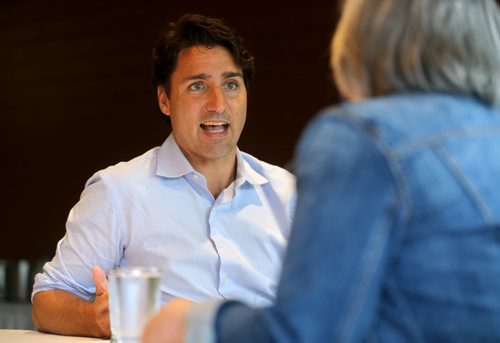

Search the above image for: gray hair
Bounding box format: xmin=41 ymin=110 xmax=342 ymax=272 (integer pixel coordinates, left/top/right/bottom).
xmin=331 ymin=0 xmax=500 ymax=106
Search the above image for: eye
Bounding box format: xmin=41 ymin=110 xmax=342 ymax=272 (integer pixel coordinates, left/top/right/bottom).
xmin=189 ymin=82 xmax=205 ymax=91
xmin=224 ymin=80 xmax=239 ymax=91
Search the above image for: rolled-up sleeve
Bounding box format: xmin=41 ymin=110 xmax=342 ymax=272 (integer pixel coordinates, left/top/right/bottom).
xmin=32 ymin=172 xmax=123 ymax=301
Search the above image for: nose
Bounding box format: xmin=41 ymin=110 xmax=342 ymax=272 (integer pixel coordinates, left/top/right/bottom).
xmin=206 ymin=87 xmax=225 ymax=113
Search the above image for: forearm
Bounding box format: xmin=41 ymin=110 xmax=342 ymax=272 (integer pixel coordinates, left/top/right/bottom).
xmin=32 ymin=289 xmax=107 ymax=338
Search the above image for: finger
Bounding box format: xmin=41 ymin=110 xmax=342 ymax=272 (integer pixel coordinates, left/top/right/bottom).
xmin=92 ymin=265 xmax=109 ymax=295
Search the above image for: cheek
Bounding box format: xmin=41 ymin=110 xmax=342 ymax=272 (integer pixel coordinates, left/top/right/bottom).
xmin=240 ymin=109 xmax=247 ymax=124
xmin=229 ymin=95 xmax=247 ymax=116
xmin=171 ymin=103 xmax=199 ymax=125
xmin=234 ymin=110 xmax=247 ymax=134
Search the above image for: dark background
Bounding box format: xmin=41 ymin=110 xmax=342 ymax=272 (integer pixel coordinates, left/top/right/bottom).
xmin=1 ymin=1 xmax=341 ymax=260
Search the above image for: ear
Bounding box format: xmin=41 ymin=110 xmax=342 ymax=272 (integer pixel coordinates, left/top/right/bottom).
xmin=157 ymin=86 xmax=171 ymax=117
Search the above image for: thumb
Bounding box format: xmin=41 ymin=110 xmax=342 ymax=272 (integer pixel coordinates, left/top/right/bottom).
xmin=92 ymin=265 xmax=109 ymax=295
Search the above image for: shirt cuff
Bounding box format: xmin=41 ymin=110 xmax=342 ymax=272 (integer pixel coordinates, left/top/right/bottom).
xmin=185 ymin=299 xmax=224 ymax=343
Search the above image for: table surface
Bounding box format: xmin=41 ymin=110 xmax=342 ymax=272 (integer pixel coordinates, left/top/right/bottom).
xmin=0 ymin=330 xmax=109 ymax=343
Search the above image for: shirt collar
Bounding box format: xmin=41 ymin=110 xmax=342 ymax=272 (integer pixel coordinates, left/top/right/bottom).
xmin=156 ymin=134 xmax=195 ymax=178
xmin=235 ymin=150 xmax=269 ymax=187
xmin=156 ymin=133 xmax=269 ymax=187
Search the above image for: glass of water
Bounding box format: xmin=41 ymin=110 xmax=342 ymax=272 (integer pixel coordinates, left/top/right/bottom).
xmin=108 ymin=267 xmax=161 ymax=343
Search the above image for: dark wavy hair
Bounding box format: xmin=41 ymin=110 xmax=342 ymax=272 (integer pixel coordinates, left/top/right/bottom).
xmin=153 ymin=13 xmax=255 ymax=96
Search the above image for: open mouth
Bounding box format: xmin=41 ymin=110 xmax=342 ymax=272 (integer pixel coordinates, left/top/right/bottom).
xmin=200 ymin=121 xmax=230 ymax=133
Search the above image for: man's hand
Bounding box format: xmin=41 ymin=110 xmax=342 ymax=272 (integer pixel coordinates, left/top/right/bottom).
xmin=142 ymin=299 xmax=193 ymax=343
xmin=92 ymin=265 xmax=111 ymax=337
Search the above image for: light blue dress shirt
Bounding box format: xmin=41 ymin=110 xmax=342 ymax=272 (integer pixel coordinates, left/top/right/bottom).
xmin=32 ymin=134 xmax=296 ymax=307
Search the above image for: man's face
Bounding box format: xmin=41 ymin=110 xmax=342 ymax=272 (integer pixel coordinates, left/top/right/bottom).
xmin=157 ymin=45 xmax=247 ymax=168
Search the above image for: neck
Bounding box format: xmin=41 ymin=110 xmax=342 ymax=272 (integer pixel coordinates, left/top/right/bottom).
xmin=192 ymin=154 xmax=237 ymax=198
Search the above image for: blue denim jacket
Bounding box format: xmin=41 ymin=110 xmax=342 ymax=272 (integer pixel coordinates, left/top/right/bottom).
xmin=215 ymin=93 xmax=500 ymax=342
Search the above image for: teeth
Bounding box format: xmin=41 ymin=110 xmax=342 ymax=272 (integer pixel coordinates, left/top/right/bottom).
xmin=203 ymin=121 xmax=227 ymax=126
xmin=208 ymin=128 xmax=225 ymax=133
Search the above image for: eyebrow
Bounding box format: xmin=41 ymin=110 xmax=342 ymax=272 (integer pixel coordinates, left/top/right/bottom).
xmin=223 ymin=71 xmax=243 ymax=79
xmin=182 ymin=71 xmax=244 ymax=83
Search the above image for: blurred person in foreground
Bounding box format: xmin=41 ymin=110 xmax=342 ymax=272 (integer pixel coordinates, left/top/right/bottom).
xmin=142 ymin=0 xmax=500 ymax=341
xmin=31 ymin=14 xmax=295 ymax=338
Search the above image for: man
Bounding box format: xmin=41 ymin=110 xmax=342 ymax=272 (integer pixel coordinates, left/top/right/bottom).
xmin=31 ymin=13 xmax=295 ymax=338
xmin=142 ymin=0 xmax=500 ymax=342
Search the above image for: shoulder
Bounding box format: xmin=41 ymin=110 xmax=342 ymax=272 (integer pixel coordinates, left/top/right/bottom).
xmin=295 ymin=103 xmax=393 ymax=183
xmin=335 ymin=93 xmax=500 ymax=148
xmin=85 ymin=146 xmax=160 ymax=189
